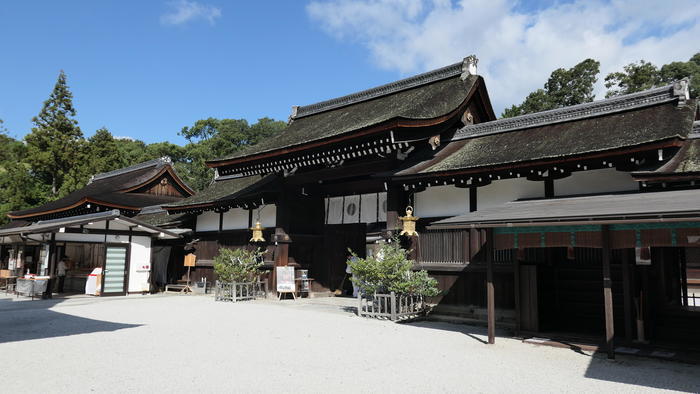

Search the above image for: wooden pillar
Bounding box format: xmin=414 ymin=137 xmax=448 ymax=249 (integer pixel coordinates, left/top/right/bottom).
xmin=621 ymin=248 xmax=634 ymax=343
xmin=601 ymin=225 xmax=615 ymax=359
xmin=544 ymin=179 xmax=554 ymax=198
xmin=680 ymin=248 xmax=688 ymax=307
xmin=486 ymin=228 xmax=495 ymax=344
xmin=386 ymin=186 xmax=409 ymax=232
xmin=514 ymin=258 xmax=521 ymax=336
xmin=469 ymin=187 xmax=477 ymax=212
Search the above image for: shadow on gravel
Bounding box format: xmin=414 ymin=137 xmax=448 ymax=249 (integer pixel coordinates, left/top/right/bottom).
xmin=583 ymin=354 xmax=700 ymax=392
xmin=401 ymin=320 xmax=493 ymax=344
xmin=0 ymin=297 xmax=140 ymax=344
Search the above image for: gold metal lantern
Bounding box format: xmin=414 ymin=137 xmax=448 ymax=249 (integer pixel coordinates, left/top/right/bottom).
xmin=399 ymin=206 xmax=419 ymax=236
xmin=250 ymin=221 xmax=266 ymax=242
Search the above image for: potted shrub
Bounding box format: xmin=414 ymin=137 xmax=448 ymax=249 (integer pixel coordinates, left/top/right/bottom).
xmin=213 ymin=247 xmax=264 ymax=302
xmin=349 ymin=238 xmax=439 ymax=320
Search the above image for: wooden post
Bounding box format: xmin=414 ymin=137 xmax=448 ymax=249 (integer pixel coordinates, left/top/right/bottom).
xmin=680 ymin=248 xmax=688 ymax=307
xmin=514 ymin=258 xmax=521 ymax=336
xmin=390 ymin=291 xmax=397 ymax=321
xmin=469 ymin=187 xmax=477 ymax=212
xmin=621 ymin=248 xmax=634 ymax=343
xmin=486 ymin=228 xmax=495 ymax=345
xmin=601 ymin=225 xmax=615 ymax=359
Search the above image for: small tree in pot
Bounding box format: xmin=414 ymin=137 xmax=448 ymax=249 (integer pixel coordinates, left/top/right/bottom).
xmin=213 ymin=247 xmax=263 ymax=283
xmin=348 ymin=239 xmax=439 ymax=297
xmin=213 ymin=248 xmax=264 ymax=301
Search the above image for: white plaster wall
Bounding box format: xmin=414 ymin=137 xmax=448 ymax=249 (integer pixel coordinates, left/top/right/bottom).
xmin=554 ymin=168 xmax=638 ymax=196
xmin=196 ymin=211 xmax=220 ymax=232
xmin=478 ymin=178 xmax=544 ymax=211
xmin=415 ymin=185 xmax=468 ymax=218
xmin=259 ymin=204 xmax=276 ymax=228
xmin=222 ymin=208 xmax=249 ymax=230
xmin=127 ymin=236 xmax=151 ymax=293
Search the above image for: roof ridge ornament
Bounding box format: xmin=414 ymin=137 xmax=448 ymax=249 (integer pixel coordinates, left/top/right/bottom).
xmin=288 ymin=105 xmax=299 ymax=124
xmin=461 ymin=55 xmax=478 ymax=80
xmin=673 ymin=78 xmax=690 ymax=106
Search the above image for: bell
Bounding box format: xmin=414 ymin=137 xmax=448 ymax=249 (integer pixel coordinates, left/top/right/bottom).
xmin=249 ymin=221 xmax=266 ymax=242
xmin=399 ymin=206 xmax=419 ymax=236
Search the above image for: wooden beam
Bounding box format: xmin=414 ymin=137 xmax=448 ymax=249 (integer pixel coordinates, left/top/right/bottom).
xmin=621 ymin=248 xmax=634 ymax=343
xmin=601 ymin=225 xmax=615 ymax=359
xmin=486 ymin=228 xmax=495 ymax=345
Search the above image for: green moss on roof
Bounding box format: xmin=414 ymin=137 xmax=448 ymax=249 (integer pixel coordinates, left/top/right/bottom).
xmin=422 ymin=102 xmax=695 ymax=174
xmin=675 ymin=139 xmax=700 ymax=173
xmin=215 ymin=75 xmax=478 ymax=162
xmin=164 ymin=175 xmax=275 ymax=208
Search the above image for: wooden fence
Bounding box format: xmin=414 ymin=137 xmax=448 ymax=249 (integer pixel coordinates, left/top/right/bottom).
xmin=214 ymin=281 xmax=266 ymax=302
xmin=357 ymin=292 xmax=426 ymax=321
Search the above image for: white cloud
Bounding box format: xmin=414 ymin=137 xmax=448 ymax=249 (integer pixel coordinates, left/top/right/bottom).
xmin=161 ymin=0 xmax=222 ymax=26
xmin=307 ymin=0 xmax=700 ymax=115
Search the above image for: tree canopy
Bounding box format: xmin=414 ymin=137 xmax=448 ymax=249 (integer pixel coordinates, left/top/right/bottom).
xmin=605 ymin=53 xmax=700 ymax=98
xmin=0 ymin=71 xmax=286 ymax=224
xmin=502 ymin=59 xmax=600 ymax=118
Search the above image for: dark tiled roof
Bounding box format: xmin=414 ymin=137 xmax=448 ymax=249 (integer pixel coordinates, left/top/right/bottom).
xmin=9 ymin=158 xmax=186 ymax=218
xmin=163 ymin=174 xmax=279 ymax=210
xmin=633 ymin=128 xmax=700 ymax=180
xmin=134 ymin=211 xmax=189 ymax=228
xmin=209 ymin=60 xmax=481 ymax=164
xmin=393 ymin=85 xmax=695 ymax=177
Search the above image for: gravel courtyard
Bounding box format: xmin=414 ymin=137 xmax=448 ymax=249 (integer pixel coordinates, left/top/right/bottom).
xmin=1 ymin=294 xmax=698 ymax=393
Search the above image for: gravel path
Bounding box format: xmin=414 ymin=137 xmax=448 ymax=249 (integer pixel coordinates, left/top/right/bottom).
xmin=1 ymin=294 xmax=698 ymax=393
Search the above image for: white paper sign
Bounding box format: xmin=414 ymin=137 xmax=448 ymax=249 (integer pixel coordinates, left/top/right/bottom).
xmin=276 ymin=266 xmax=295 ymax=292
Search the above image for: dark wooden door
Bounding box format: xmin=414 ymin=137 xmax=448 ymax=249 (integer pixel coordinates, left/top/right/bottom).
xmin=519 ymin=265 xmax=539 ymax=332
xmin=318 ymin=224 xmax=366 ymax=293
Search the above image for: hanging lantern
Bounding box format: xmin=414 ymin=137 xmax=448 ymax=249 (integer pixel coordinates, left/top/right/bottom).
xmin=399 ymin=206 xmax=419 ymax=236
xmin=250 ymin=221 xmax=266 ymax=242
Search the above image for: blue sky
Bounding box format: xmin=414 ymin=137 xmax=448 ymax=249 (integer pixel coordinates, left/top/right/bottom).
xmin=1 ymin=1 xmax=698 ymax=145
xmin=0 ymin=1 xmax=396 ymax=144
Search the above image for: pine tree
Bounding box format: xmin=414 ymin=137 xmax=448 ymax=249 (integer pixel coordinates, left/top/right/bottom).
xmin=88 ymin=127 xmax=127 ymax=174
xmin=25 ymin=70 xmax=84 ymax=196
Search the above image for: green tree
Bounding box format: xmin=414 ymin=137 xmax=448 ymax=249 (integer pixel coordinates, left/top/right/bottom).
xmin=604 ymin=53 xmax=700 ymax=98
xmin=604 ymin=60 xmax=661 ymax=98
xmin=88 ymin=128 xmax=127 ymax=175
xmin=502 ymin=59 xmax=600 ymax=117
xmin=25 ymin=70 xmax=84 ymax=196
xmin=348 ymin=239 xmax=439 ymax=297
xmin=213 ymin=247 xmax=264 ymax=283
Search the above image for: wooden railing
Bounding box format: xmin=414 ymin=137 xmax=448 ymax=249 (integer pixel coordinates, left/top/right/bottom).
xmin=357 ymin=292 xmax=426 ymax=321
xmin=214 ymin=281 xmax=266 ymax=302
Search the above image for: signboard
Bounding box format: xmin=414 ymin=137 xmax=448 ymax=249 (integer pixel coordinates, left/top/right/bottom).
xmin=276 ymin=266 xmax=295 ymax=292
xmin=184 ymin=253 xmax=196 ymax=267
